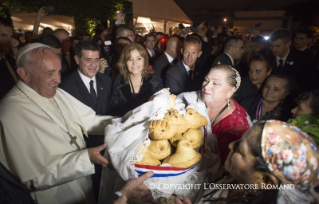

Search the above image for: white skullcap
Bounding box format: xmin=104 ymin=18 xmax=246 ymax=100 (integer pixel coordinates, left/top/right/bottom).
xmin=16 ymin=43 xmax=50 ymax=66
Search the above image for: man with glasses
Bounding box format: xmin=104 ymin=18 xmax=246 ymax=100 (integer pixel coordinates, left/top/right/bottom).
xmin=211 ymin=36 xmax=244 ymax=67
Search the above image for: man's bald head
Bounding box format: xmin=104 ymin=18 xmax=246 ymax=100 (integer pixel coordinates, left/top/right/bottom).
xmin=54 ymin=29 xmax=71 ymax=53
xmin=16 ymin=43 xmax=61 ymax=98
xmin=165 ymin=36 xmax=182 ymax=59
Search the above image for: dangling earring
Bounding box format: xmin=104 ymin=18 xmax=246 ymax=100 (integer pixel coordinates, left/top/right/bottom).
xmin=227 ymin=98 xmax=230 ymax=109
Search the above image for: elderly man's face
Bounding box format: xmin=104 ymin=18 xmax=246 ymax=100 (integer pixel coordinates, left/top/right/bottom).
xmin=54 ymin=30 xmax=71 ymax=53
xmin=0 ymin=24 xmax=13 ymax=54
xmin=27 ymin=49 xmax=61 ymax=98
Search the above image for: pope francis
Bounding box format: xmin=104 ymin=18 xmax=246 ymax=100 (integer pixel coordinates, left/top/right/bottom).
xmin=0 ymin=43 xmax=113 ymax=204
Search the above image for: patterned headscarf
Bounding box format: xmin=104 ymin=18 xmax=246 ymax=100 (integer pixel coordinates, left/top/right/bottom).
xmin=261 ymin=120 xmax=319 ymax=192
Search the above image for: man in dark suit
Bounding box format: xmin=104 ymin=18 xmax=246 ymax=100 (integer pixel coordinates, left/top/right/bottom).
xmin=269 ymin=28 xmax=315 ymax=91
xmin=153 ymin=36 xmax=182 ymax=83
xmin=165 ymin=36 xmax=202 ymax=95
xmin=0 ymin=16 xmax=18 ymax=100
xmin=211 ymin=36 xmax=244 ymax=68
xmin=54 ymin=28 xmax=77 ymax=76
xmin=293 ymin=29 xmax=317 ymax=89
xmin=294 ymin=29 xmax=312 ymax=53
xmin=144 ymin=33 xmax=158 ymax=66
xmin=59 ymin=40 xmax=112 ymax=202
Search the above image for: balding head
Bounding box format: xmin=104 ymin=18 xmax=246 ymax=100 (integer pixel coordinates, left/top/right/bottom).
xmin=54 ymin=29 xmax=70 ymax=53
xmin=165 ymin=36 xmax=182 ymax=58
xmin=16 ymin=43 xmax=61 ymax=98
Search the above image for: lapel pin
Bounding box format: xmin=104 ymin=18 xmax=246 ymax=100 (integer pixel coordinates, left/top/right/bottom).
xmin=287 ymin=61 xmax=294 ymax=65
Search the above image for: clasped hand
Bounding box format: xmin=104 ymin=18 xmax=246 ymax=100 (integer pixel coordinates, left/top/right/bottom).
xmin=88 ymin=143 xmax=108 ymax=167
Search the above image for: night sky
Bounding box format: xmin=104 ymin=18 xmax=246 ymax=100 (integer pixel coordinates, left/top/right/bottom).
xmin=173 ymin=0 xmax=304 ymax=26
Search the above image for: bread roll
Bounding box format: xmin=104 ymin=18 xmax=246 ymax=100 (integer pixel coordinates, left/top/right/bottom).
xmin=135 ymin=148 xmax=161 ymax=166
xmin=163 ymin=140 xmax=202 ymax=168
xmin=148 ymin=139 xmax=172 ymax=160
xmin=170 ymin=128 xmax=204 ymax=149
xmin=149 ymin=109 xmax=207 ymax=140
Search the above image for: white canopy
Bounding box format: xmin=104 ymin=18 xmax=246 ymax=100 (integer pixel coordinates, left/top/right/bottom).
xmin=130 ymin=0 xmax=192 ymax=24
xmin=11 ymin=10 xmax=74 ymax=34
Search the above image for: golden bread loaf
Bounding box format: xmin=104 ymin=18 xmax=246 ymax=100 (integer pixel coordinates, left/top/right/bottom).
xmin=163 ymin=140 xmax=202 ymax=168
xmin=148 ymin=140 xmax=172 ymax=160
xmin=135 ymin=148 xmax=161 ymax=166
xmin=169 ymin=134 xmax=184 ymax=147
xmin=148 ymin=109 xmax=207 ymax=140
xmin=184 ymin=109 xmax=208 ymax=128
xmin=170 ymin=128 xmax=204 ymax=149
xmin=148 ymin=110 xmax=189 ymax=140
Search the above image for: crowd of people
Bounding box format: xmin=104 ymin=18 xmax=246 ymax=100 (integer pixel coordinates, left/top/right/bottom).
xmin=0 ymin=7 xmax=319 ymax=204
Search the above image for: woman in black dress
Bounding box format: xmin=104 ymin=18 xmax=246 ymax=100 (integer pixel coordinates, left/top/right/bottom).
xmin=109 ymin=43 xmax=163 ymax=116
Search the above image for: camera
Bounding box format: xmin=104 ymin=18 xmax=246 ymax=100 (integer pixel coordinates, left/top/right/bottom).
xmin=190 ymin=27 xmax=199 ymax=33
xmin=43 ymin=5 xmax=55 ymax=14
xmin=102 ymin=40 xmax=112 ymax=59
xmin=179 ymin=23 xmax=185 ymax=30
xmin=122 ymin=8 xmax=132 ymax=14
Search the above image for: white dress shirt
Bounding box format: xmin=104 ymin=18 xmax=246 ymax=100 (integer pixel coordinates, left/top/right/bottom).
xmin=146 ymin=49 xmax=155 ymax=57
xmin=276 ymin=49 xmax=290 ymax=67
xmin=77 ymin=70 xmax=97 ymax=96
xmin=182 ymin=60 xmax=192 ymax=74
xmin=224 ymin=52 xmax=235 ymax=67
xmin=164 ymin=52 xmax=174 ymax=63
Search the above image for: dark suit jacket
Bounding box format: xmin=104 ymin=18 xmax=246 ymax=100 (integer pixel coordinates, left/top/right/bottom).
xmin=211 ymin=52 xmax=233 ymax=67
xmin=234 ymin=76 xmax=260 ymax=103
xmin=165 ymin=59 xmax=203 ymax=95
xmin=61 ymin=47 xmax=78 ymax=78
xmin=59 ymin=71 xmax=112 ymax=116
xmin=0 ymin=54 xmax=17 ymax=100
xmin=271 ymin=49 xmax=313 ymax=91
xmin=300 ymin=48 xmax=317 ymax=91
xmin=146 ymin=49 xmax=159 ymax=66
xmin=153 ymin=53 xmax=171 ymax=83
xmin=69 ymin=47 xmax=78 ymax=71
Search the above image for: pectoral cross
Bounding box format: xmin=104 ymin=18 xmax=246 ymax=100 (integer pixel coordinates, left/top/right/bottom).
xmin=69 ymin=135 xmax=80 ymax=150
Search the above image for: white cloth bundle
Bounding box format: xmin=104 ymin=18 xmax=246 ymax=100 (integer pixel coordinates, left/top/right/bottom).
xmin=101 ymin=90 xmax=221 ymax=201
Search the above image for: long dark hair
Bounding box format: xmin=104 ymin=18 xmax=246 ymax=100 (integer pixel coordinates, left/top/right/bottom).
xmin=204 ymin=121 xmax=279 ymax=204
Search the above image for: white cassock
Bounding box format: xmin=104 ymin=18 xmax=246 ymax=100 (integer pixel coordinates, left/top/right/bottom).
xmin=0 ymin=81 xmax=113 ymax=204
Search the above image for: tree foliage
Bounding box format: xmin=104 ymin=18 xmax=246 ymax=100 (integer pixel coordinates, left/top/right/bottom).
xmin=2 ymin=0 xmax=132 ymax=36
xmin=0 ymin=5 xmax=13 ymax=25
